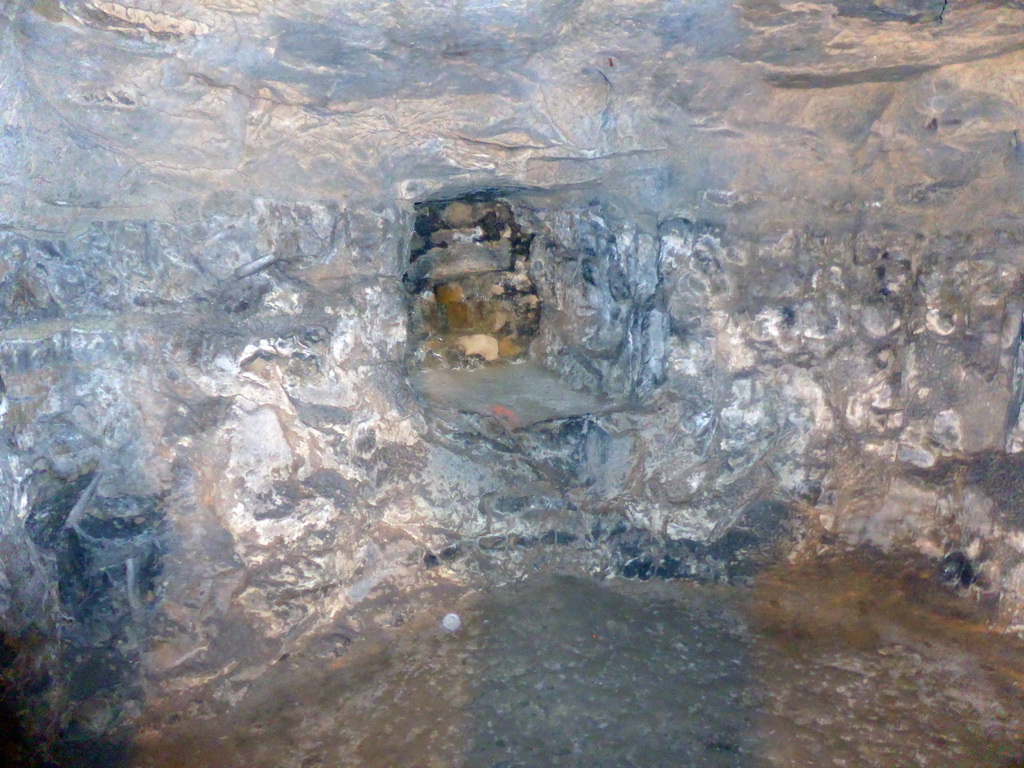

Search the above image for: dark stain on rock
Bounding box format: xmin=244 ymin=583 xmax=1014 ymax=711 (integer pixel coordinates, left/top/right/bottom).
xmin=438 ymin=543 xmax=461 ymax=561
xmin=25 ymin=471 xmax=97 ymax=551
xmin=940 ymin=551 xmax=977 ymax=588
xmin=539 ymin=530 xmax=577 ymax=546
xmin=622 ymin=556 xmax=655 ymax=580
xmin=422 ymin=552 xmax=441 ymax=568
xmin=163 ymin=396 xmax=233 ymax=439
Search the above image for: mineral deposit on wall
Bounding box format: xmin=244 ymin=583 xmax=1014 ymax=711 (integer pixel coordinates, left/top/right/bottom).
xmin=4 ymin=0 xmax=1024 ymax=755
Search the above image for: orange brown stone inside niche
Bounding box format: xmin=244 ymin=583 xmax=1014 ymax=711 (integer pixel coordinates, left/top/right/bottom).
xmin=406 ymin=198 xmax=541 ymax=369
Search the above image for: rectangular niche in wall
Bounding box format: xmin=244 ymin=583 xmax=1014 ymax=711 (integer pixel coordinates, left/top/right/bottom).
xmin=405 ymin=197 xmax=541 ymax=367
xmin=404 ymin=193 xmax=609 ymax=427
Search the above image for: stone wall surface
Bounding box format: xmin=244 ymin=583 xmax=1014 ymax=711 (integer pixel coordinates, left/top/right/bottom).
xmin=4 ymin=0 xmax=1024 ymax=757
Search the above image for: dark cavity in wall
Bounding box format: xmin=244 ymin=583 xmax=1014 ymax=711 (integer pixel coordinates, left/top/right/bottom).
xmin=7 ymin=469 xmax=169 ymax=765
xmin=404 ymin=193 xmax=541 ymax=369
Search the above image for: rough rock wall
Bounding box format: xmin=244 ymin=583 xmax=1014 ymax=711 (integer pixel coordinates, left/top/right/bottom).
xmin=4 ymin=0 xmax=1024 ymax=756
xmin=7 ymin=0 xmax=1024 ymax=235
xmin=527 ymin=202 xmax=667 ymax=402
xmin=6 ymin=193 xmax=1024 ymax=753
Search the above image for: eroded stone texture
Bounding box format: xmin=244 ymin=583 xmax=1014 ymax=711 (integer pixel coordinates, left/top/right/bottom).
xmin=4 ymin=0 xmax=1024 ymax=761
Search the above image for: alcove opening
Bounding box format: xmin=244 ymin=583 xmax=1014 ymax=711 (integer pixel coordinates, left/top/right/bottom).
xmin=404 ymin=195 xmax=540 ymax=368
xmin=403 ymin=192 xmax=610 ymax=427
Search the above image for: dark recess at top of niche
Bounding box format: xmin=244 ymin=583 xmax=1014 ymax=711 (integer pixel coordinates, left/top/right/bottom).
xmin=410 ymin=193 xmax=533 ymax=265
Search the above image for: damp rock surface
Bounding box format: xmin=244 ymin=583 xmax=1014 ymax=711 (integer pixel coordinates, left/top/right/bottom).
xmin=6 ymin=0 xmax=1024 ymax=757
xmin=128 ymin=555 xmax=1024 ymax=768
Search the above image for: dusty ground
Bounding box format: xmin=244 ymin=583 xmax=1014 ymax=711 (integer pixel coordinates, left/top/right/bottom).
xmin=128 ymin=553 xmax=1024 ymax=768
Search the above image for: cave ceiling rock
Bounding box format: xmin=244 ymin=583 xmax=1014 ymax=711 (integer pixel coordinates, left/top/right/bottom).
xmin=3 ymin=0 xmax=1023 ymax=232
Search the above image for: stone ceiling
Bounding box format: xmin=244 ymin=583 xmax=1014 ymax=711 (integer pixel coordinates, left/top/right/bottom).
xmin=4 ymin=0 xmax=1024 ymax=236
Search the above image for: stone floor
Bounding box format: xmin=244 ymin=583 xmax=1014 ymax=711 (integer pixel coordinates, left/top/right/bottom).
xmin=128 ymin=554 xmax=1024 ymax=768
